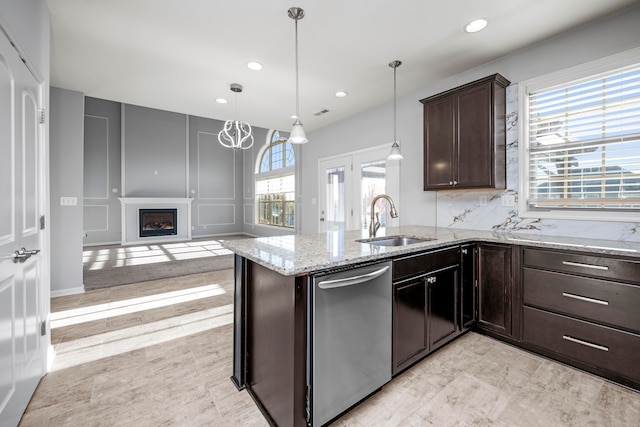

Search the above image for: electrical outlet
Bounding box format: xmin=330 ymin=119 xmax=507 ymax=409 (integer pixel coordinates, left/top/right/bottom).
xmin=501 ymin=194 xmax=516 ymax=207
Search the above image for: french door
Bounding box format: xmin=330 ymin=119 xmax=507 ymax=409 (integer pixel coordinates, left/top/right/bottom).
xmin=318 ymin=145 xmax=400 ymax=233
xmin=0 ymin=29 xmax=47 ymax=426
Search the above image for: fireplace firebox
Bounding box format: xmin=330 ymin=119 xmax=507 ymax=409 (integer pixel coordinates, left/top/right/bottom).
xmin=139 ymin=208 xmax=178 ymax=237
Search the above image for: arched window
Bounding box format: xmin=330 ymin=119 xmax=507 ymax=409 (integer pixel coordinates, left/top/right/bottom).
xmin=255 ymin=131 xmax=295 ymax=228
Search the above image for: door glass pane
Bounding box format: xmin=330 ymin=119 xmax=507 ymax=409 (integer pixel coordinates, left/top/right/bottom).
xmin=361 ymin=160 xmax=386 ymax=230
xmin=326 ymin=167 xmax=345 ymax=232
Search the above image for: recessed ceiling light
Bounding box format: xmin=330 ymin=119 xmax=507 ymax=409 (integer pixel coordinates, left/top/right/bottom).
xmin=465 ymin=18 xmax=488 ymax=33
xmin=216 ymin=98 xmax=228 ymax=104
xmin=247 ymin=61 xmax=262 ymax=71
xmin=335 ymin=91 xmax=348 ymax=98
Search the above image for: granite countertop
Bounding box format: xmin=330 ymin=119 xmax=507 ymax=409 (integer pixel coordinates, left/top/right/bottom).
xmin=222 ymin=225 xmax=640 ymax=276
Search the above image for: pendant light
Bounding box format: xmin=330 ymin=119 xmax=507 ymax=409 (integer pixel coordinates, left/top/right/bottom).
xmin=388 ymin=60 xmax=403 ymax=160
xmin=218 ymin=83 xmax=254 ymax=150
xmin=287 ymin=7 xmax=308 ymax=144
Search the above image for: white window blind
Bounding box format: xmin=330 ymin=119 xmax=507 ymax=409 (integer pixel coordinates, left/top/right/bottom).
xmin=255 ymin=174 xmax=295 ymax=195
xmin=527 ymin=63 xmax=640 ymax=212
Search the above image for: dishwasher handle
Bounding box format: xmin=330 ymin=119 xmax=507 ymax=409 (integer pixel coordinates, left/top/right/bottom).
xmin=316 ymin=265 xmax=390 ymax=289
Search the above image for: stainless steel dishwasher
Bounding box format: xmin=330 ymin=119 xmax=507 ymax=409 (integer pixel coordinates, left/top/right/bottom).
xmin=311 ymin=261 xmax=392 ymax=426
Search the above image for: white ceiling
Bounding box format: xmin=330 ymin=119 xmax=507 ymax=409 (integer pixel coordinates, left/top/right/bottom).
xmin=48 ymin=0 xmax=637 ymax=133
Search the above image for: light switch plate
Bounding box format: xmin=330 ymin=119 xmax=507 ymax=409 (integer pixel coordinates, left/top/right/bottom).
xmin=60 ymin=196 xmax=77 ymax=206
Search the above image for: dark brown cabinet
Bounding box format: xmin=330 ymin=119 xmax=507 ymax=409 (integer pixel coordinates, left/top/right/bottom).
xmin=420 ymin=74 xmax=510 ymax=190
xmin=427 ymin=266 xmax=459 ymax=351
xmin=394 ymin=278 xmax=426 ymax=366
xmin=522 ymin=248 xmax=640 ymax=389
xmin=476 ymin=243 xmax=514 ymax=338
xmin=392 ymin=246 xmax=460 ymax=374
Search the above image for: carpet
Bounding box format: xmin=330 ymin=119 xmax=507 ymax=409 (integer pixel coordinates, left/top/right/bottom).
xmin=82 ymin=237 xmax=240 ymax=290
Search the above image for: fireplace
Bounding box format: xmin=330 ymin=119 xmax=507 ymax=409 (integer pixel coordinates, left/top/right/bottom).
xmin=139 ymin=208 xmax=178 ymax=237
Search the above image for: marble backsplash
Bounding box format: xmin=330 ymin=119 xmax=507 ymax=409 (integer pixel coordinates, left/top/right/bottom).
xmin=435 ymin=85 xmax=640 ymax=243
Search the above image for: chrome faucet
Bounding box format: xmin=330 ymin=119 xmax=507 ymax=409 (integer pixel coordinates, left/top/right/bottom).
xmin=369 ymin=194 xmax=398 ymax=238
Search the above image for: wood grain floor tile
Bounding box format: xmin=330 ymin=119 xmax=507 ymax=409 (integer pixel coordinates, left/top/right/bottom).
xmin=20 ymin=269 xmax=640 ymax=427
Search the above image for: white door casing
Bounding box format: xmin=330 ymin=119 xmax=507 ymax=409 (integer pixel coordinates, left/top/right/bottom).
xmin=0 ymin=29 xmax=47 ymax=427
xmin=318 ymin=155 xmax=352 ymax=233
xmin=318 ymin=144 xmax=400 ymax=234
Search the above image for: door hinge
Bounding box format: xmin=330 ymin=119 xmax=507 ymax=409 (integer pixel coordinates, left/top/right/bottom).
xmin=38 ymin=109 xmax=45 ymax=124
xmin=40 ymin=215 xmax=45 ymax=230
xmin=40 ymin=320 xmax=47 ymax=336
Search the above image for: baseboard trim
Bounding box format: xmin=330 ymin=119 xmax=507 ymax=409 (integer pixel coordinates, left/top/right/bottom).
xmin=51 ymin=286 xmax=85 ymax=298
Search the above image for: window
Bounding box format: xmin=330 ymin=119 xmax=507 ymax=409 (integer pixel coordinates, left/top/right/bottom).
xmin=519 ymin=50 xmax=640 ymax=222
xmin=255 ymin=131 xmax=295 ymax=228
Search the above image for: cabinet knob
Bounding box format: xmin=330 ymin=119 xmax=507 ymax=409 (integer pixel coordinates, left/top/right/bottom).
xmin=462 ymin=248 xmax=468 ymax=255
xmin=453 ymin=180 xmax=458 ymax=185
xmin=426 ymin=276 xmax=437 ymax=284
xmin=449 ymin=181 xmax=453 ymax=186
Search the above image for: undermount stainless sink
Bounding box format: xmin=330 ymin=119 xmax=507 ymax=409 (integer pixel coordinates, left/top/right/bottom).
xmin=356 ymin=235 xmax=435 ymax=247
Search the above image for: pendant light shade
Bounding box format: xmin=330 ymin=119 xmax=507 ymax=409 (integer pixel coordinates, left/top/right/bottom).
xmin=388 ymin=60 xmax=403 ymax=160
xmin=388 ymin=141 xmax=403 ymax=160
xmin=287 ymin=7 xmax=308 ymax=144
xmin=289 ymin=118 xmax=307 ymax=143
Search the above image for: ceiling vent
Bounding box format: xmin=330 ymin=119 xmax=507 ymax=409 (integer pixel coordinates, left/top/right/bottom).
xmin=314 ymin=109 xmax=330 ymax=117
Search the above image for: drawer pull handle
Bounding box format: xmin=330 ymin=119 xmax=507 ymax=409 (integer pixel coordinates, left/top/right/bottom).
xmin=562 ymin=335 xmax=609 ymax=352
xmin=562 ymin=261 xmax=609 ymax=271
xmin=562 ymin=292 xmax=609 ymax=306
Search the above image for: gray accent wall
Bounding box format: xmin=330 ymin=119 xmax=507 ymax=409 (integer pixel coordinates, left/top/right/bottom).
xmin=83 ymin=97 xmax=121 ymax=245
xmin=80 ymin=102 xmax=290 ymax=243
xmin=50 ymin=87 xmax=84 ymax=295
xmin=122 ymin=104 xmax=188 ymax=198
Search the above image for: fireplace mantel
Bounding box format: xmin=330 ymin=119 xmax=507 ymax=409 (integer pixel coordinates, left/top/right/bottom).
xmin=119 ymin=197 xmax=193 ymax=245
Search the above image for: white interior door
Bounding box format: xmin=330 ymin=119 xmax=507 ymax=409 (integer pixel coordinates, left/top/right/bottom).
xmin=318 ymin=145 xmax=400 ymax=233
xmin=0 ymin=30 xmax=47 ymax=427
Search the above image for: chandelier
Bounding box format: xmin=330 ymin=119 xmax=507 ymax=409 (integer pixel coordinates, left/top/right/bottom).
xmin=218 ymin=83 xmax=254 ymax=150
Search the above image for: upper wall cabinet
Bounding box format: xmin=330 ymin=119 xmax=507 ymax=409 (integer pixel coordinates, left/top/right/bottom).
xmin=420 ymin=74 xmax=510 ymax=191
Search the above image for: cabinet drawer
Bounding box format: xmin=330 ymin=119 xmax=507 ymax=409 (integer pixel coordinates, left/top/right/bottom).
xmin=393 ymin=247 xmax=459 ymax=282
xmin=523 ymin=268 xmax=640 ymax=332
xmin=523 ymin=307 xmax=640 ymax=384
xmin=523 ymin=248 xmax=640 ymax=284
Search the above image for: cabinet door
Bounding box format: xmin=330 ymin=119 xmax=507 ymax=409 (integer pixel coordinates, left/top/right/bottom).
xmin=423 ymin=96 xmax=455 ymax=190
xmin=477 ymin=244 xmax=513 ymax=337
xmin=393 ymin=279 xmax=427 ymax=371
xmin=456 ymin=82 xmax=493 ymax=188
xmin=427 ymin=266 xmax=459 ymax=351
xmin=460 ymin=244 xmax=476 ymax=330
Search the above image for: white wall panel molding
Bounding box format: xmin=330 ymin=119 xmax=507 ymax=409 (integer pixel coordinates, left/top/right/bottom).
xmin=243 ymin=203 xmax=254 ymax=225
xmin=83 ymin=205 xmax=109 ymax=232
xmin=83 ymin=114 xmax=109 ymax=199
xmin=196 ymin=131 xmax=235 ymax=200
xmin=197 ymin=203 xmax=235 ymax=226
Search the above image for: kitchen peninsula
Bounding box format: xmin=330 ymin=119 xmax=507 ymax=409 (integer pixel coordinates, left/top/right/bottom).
xmin=224 ymin=226 xmax=640 ymax=427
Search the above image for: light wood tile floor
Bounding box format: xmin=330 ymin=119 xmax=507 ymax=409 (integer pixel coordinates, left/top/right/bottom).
xmin=19 ymin=269 xmax=640 ymax=426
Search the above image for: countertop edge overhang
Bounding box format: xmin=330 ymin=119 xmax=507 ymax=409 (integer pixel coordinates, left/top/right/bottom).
xmin=222 ymin=226 xmax=640 ymax=276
